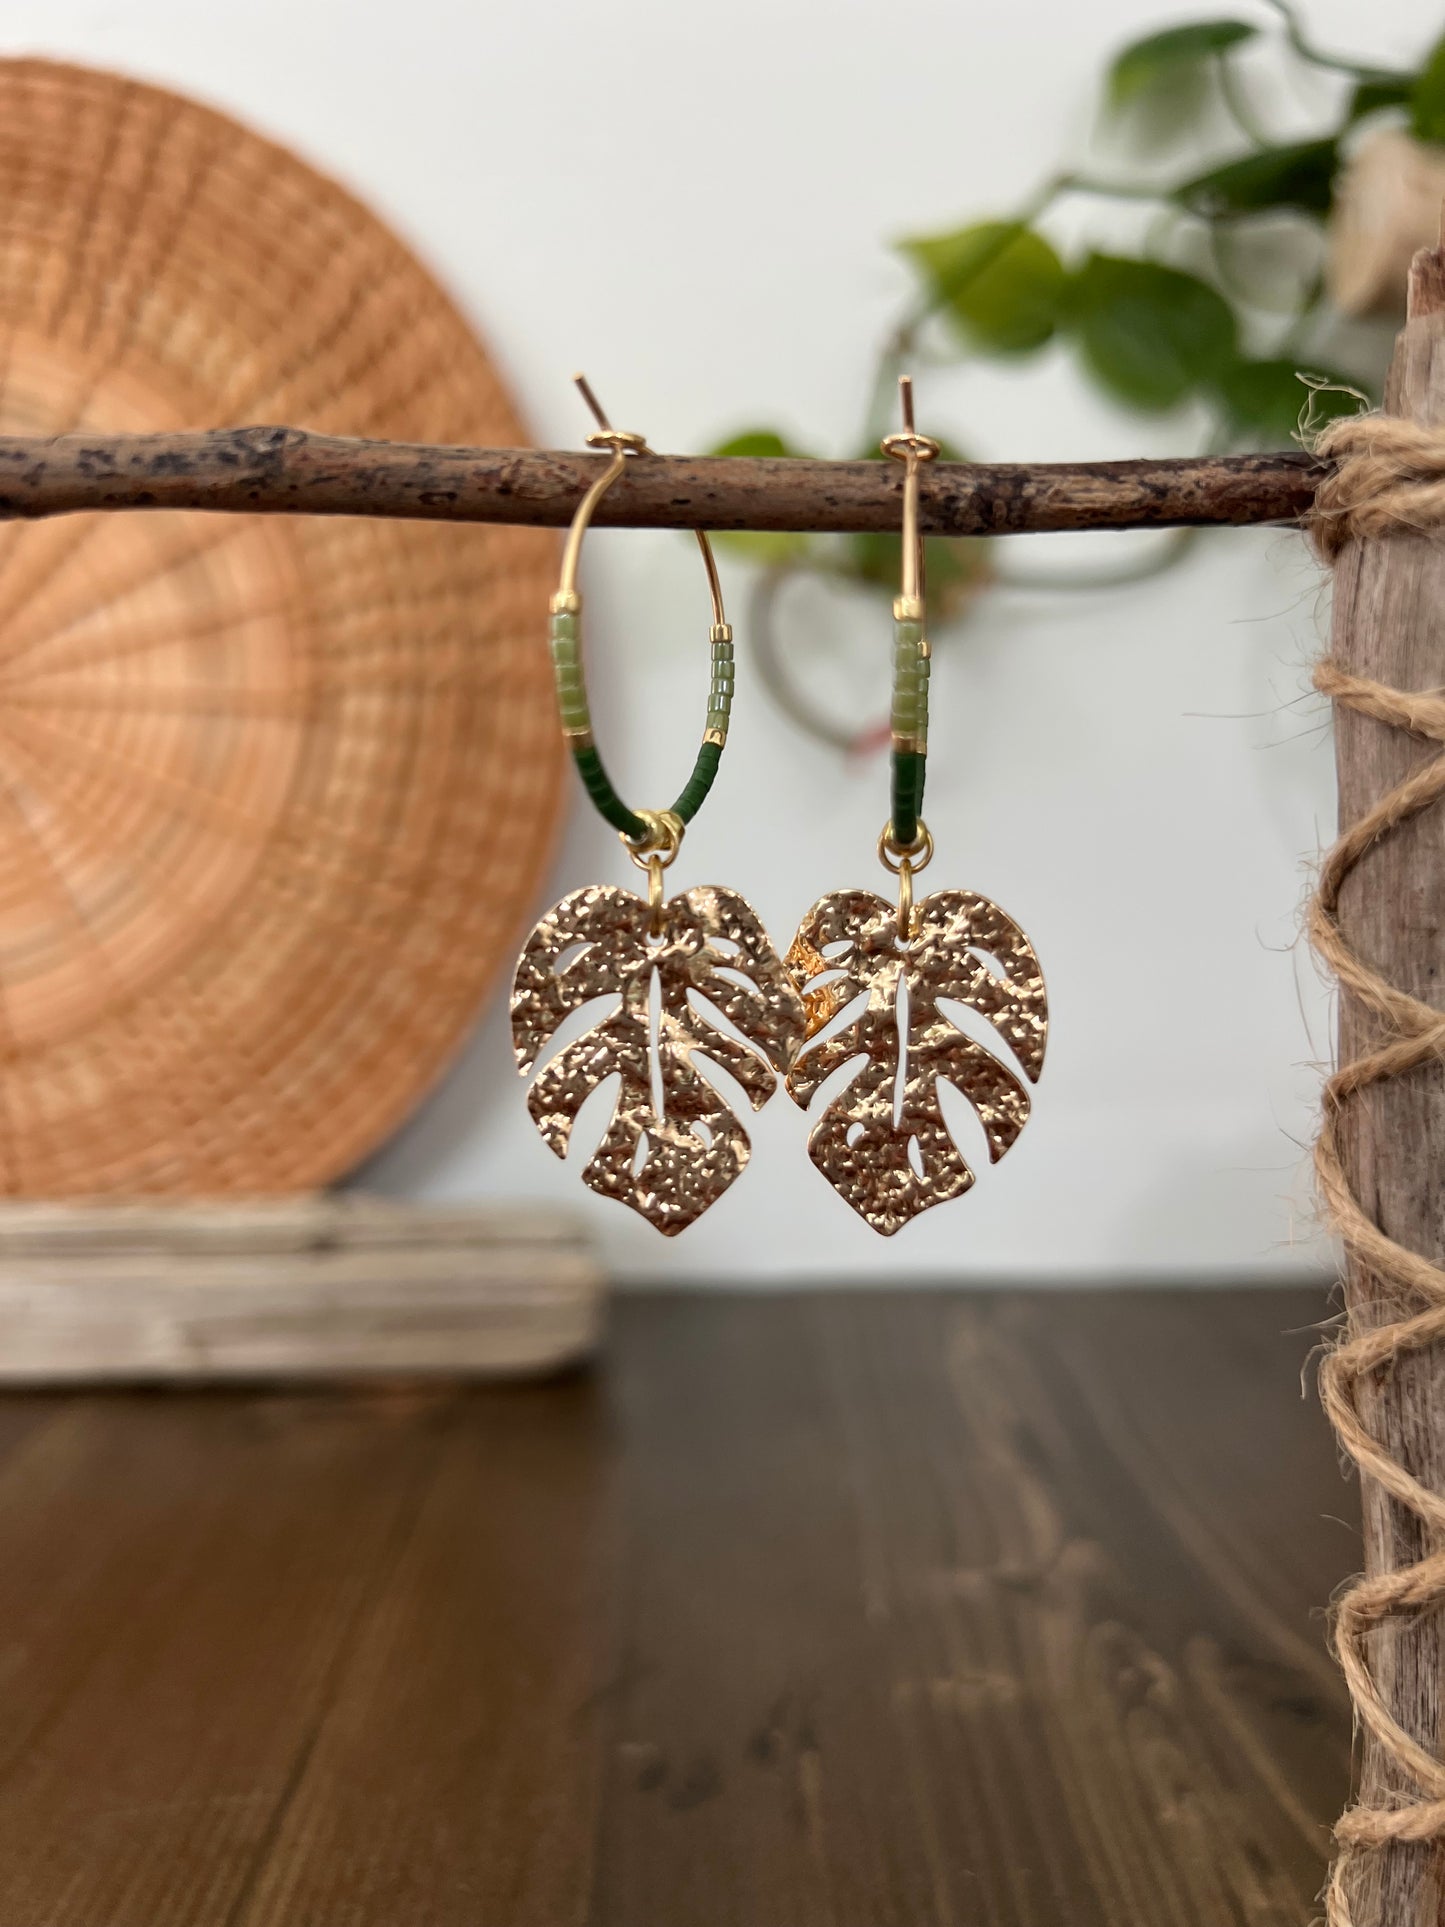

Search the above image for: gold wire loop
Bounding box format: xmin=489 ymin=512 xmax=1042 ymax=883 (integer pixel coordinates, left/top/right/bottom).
xmin=877 ymin=819 xmax=933 ymax=875
xmin=623 ymin=808 xmax=683 ymax=937
xmin=556 ymin=375 xmax=725 ymax=625
xmin=880 ymin=376 xmax=941 ymax=606
xmin=584 ymin=427 xmax=651 ymax=455
xmin=896 ymin=856 xmax=915 ymax=942
xmin=880 ymin=430 xmax=942 ymax=463
xmin=622 ymin=807 xmax=685 ymax=868
xmin=646 ymin=852 xmax=666 ymax=934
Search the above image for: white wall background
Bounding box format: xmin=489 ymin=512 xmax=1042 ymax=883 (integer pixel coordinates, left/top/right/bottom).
xmin=7 ymin=0 xmax=1426 ymax=1282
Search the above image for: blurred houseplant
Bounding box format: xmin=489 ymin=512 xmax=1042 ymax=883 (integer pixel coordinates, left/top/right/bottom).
xmin=714 ymin=1 xmax=1445 ymax=750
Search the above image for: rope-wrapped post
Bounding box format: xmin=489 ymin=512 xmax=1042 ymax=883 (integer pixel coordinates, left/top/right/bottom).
xmin=1312 ymin=233 xmax=1445 ymax=1926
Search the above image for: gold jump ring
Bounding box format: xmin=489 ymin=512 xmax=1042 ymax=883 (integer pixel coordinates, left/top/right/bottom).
xmin=877 ymin=819 xmax=933 ymax=875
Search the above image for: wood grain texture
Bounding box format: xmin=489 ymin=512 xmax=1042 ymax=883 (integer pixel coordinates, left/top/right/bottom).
xmin=0 ymin=428 xmax=1323 ymax=536
xmin=0 ymin=1289 xmax=1348 ymax=1926
xmin=0 ymin=1198 xmax=603 ymax=1382
xmin=1329 ymin=258 xmax=1445 ymax=1927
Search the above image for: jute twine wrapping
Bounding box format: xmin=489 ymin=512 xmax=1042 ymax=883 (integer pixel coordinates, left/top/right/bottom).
xmin=0 ymin=61 xmax=562 ymax=1194
xmin=1309 ymin=413 xmax=1445 ymax=1925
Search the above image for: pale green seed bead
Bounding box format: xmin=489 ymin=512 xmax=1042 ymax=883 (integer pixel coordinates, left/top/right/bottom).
xmin=892 ymin=617 xmax=928 ymax=735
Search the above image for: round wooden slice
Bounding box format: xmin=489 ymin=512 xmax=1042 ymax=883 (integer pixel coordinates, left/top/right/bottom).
xmin=0 ymin=59 xmax=563 ymax=1194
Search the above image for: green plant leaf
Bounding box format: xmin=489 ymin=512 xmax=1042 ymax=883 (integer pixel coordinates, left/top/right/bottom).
xmin=900 ymin=222 xmax=1067 ymax=355
xmin=1175 ymin=139 xmax=1338 ymax=217
xmin=707 ymin=429 xmax=806 ymax=460
xmin=1211 ymin=359 xmax=1364 ymax=444
xmin=1412 ymin=32 xmax=1445 ymax=144
xmin=847 ymin=532 xmax=992 ymax=617
xmin=1107 ymin=19 xmax=1258 ymax=106
xmin=1070 ymin=254 xmax=1238 ymax=411
xmin=1349 ymin=72 xmax=1414 ymax=123
xmin=843 ymin=437 xmax=990 ymax=616
xmin=707 ymin=429 xmax=815 ymax=565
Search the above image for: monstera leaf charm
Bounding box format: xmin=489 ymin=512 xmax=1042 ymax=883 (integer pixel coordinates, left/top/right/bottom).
xmin=512 ymin=883 xmax=804 ymax=1236
xmin=786 ymin=888 xmax=1047 ymax=1235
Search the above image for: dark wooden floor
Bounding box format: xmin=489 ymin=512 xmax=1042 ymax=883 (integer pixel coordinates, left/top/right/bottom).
xmin=0 ymin=1288 xmax=1352 ymax=1926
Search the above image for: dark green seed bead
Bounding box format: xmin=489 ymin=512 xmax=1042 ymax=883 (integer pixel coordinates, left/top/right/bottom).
xmin=891 ymin=749 xmax=926 ymax=852
xmin=672 ymin=739 xmax=722 ymax=823
xmin=573 ymin=744 xmax=647 ymax=839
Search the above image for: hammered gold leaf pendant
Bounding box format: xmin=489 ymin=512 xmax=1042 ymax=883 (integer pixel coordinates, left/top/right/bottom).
xmin=511 ymin=883 xmax=805 ymax=1236
xmin=786 ymin=887 xmax=1047 ymax=1235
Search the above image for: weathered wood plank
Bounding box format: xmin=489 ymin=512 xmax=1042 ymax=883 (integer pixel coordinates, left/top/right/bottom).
xmin=0 ymin=1198 xmax=603 ymax=1381
xmin=1327 ymin=247 xmax=1445 ymax=1925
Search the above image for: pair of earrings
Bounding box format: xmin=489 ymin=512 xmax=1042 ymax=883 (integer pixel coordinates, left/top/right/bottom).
xmin=510 ymin=376 xmax=1049 ymax=1238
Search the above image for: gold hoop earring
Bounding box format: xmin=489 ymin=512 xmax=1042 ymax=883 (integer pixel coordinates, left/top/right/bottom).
xmin=510 ymin=377 xmax=803 ymax=1236
xmin=784 ymin=377 xmax=1049 ymax=1235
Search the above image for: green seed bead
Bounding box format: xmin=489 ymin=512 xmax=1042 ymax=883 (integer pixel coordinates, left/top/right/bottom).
xmin=549 ymin=610 xmax=592 ymax=736
xmin=890 ymin=615 xmax=929 ymax=743
xmin=573 ymin=744 xmax=646 ymax=839
xmin=889 ymin=607 xmax=929 ymax=847
xmin=673 ymin=739 xmax=723 ymax=823
xmin=550 ymin=596 xmax=731 ymax=837
xmin=891 ymin=749 xmax=927 ymax=851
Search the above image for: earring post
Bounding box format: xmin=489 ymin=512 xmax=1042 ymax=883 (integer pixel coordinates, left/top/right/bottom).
xmin=573 ymin=373 xmax=612 ymax=434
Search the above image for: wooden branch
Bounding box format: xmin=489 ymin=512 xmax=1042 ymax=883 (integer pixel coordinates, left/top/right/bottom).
xmin=1329 ymin=248 xmax=1445 ymax=1925
xmin=0 ymin=428 xmax=1322 ymax=535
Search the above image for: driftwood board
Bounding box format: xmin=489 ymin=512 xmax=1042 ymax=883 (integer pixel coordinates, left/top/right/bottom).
xmin=0 ymin=1196 xmax=603 ymax=1381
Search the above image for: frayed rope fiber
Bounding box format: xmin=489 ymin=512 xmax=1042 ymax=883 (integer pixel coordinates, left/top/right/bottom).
xmin=1309 ymin=412 xmax=1445 ymax=1927
xmin=1312 ymin=413 xmax=1445 ymax=562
